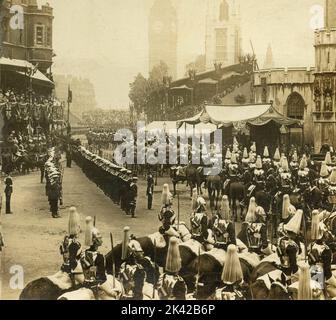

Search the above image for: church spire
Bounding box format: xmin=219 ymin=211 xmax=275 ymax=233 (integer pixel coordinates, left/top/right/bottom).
xmin=264 ymin=44 xmax=274 ymax=69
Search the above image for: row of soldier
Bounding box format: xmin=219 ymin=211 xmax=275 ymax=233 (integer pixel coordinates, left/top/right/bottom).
xmin=72 ymin=146 xmax=138 ymax=218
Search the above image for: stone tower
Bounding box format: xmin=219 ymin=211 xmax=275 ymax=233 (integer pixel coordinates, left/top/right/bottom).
xmin=313 ymin=0 xmax=336 ymax=151
xmin=148 ymin=0 xmax=177 ymax=79
xmin=263 ymin=44 xmax=274 ymax=69
xmin=205 ymin=0 xmax=241 ymax=70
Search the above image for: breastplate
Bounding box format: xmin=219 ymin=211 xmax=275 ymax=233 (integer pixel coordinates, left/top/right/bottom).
xmin=190 ymin=213 xmax=205 ymax=237
xmin=246 ymin=223 xmax=263 ymax=249
xmin=213 ymin=220 xmax=230 ymax=245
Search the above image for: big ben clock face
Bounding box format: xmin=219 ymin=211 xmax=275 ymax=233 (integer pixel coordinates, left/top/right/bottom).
xmin=153 ymin=21 xmax=164 ymax=33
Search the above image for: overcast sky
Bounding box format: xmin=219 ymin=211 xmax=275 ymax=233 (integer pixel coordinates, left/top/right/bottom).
xmin=46 ymin=0 xmax=325 ymax=108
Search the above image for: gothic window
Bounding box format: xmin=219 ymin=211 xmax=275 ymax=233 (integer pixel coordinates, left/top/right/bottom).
xmin=46 ymin=27 xmax=51 ymax=47
xmin=35 ymin=24 xmax=45 ymax=45
xmin=219 ymin=0 xmax=229 ymax=21
xmin=286 ymin=92 xmax=305 ymax=120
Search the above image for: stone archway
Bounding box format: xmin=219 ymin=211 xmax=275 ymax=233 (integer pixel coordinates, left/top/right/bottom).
xmin=285 ymin=92 xmax=305 ymax=147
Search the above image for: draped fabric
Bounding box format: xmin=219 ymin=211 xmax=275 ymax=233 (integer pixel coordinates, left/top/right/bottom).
xmin=177 ymin=104 xmax=302 ymax=129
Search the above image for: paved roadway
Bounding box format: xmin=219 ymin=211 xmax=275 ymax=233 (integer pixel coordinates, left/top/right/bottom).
xmin=0 ymin=160 xmax=202 ymax=299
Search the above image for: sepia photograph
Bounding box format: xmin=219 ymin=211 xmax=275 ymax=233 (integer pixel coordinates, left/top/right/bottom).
xmin=0 ymin=0 xmax=336 ymax=303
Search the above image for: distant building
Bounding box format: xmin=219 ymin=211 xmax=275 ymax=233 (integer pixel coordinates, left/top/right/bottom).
xmin=205 ymin=0 xmax=242 ymax=70
xmin=53 ymin=74 xmax=97 ymax=118
xmin=148 ymin=0 xmax=177 ymax=79
xmin=263 ymin=44 xmax=274 ymax=69
xmin=0 ymin=0 xmax=54 ymax=74
xmin=253 ymin=0 xmax=336 ymax=152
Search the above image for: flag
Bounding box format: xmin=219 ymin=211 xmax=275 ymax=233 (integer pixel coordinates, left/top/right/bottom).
xmin=68 ymin=85 xmax=72 ymax=103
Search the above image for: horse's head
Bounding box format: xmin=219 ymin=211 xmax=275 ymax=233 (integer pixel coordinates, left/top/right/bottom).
xmin=268 ymin=282 xmax=290 ymax=300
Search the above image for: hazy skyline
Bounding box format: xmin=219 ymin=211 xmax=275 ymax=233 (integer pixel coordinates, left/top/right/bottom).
xmin=48 ymin=0 xmax=325 ymax=108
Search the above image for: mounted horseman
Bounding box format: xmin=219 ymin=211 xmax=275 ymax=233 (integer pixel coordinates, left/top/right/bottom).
xmin=317 ymin=161 xmax=330 ymax=210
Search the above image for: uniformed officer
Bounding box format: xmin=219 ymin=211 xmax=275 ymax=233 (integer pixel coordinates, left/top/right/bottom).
xmin=146 ymin=174 xmax=154 ymax=210
xmin=4 ymin=174 xmax=13 ymax=214
xmin=128 ymin=176 xmax=138 ymax=218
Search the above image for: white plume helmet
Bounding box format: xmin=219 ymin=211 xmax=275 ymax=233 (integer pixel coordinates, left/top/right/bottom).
xmin=320 ymin=162 xmax=329 ymax=178
xmin=161 ymin=183 xmax=172 ymax=206
xmin=84 ymin=216 xmax=94 ymax=246
xmin=292 ymin=151 xmax=298 ymax=162
xmin=233 ymin=144 xmax=239 ymax=153
xmin=325 ymin=152 xmax=332 ymax=165
xmin=245 ymin=197 xmax=257 ymax=223
xmin=121 ymin=226 xmax=130 ymax=260
xmin=255 ymin=156 xmax=263 ymax=169
xmin=249 ymin=152 xmax=255 ymax=163
xmin=330 ymin=167 xmax=336 ymax=184
xmin=230 ymin=152 xmax=237 ymax=164
xmin=299 ymin=156 xmax=308 ymax=170
xmin=282 ymin=194 xmax=295 ymax=220
xmin=68 ymin=207 xmax=80 ymax=236
xmin=281 ymin=157 xmax=289 ymax=172
xmin=243 ymin=147 xmax=248 ymax=159
xmin=298 ymin=263 xmax=313 ymax=300
xmin=221 ymin=244 xmax=243 ymax=284
xmin=263 ymin=146 xmax=270 ymax=158
xmin=285 ymin=209 xmax=303 ymax=235
xmin=225 ymin=148 xmax=232 ymax=159
xmin=310 ymin=210 xmax=321 ymax=241
xmin=165 ymin=237 xmax=182 ymax=273
xmin=250 ymin=142 xmax=256 ymax=153
xmin=220 ymin=195 xmax=231 ymax=221
xmin=233 ymin=136 xmax=239 ymax=146
xmin=273 ymin=147 xmax=281 ymax=161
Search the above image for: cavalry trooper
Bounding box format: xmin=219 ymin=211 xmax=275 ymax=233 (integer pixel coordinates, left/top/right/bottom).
xmin=190 ymin=197 xmax=209 ymax=243
xmin=158 ymin=184 xmax=179 ymax=239
xmin=327 ymin=167 xmax=336 ymax=211
xmin=212 ymin=195 xmax=236 ymax=250
xmin=214 ymin=244 xmax=249 ymax=300
xmin=309 ymin=210 xmax=336 ymax=298
xmin=318 ymin=162 xmax=330 ymax=208
xmin=297 ymin=156 xmax=311 ymax=193
xmin=80 ymin=225 xmax=107 ymax=291
xmin=262 ymin=146 xmax=272 ymax=169
xmin=281 ymin=194 xmax=297 ymax=224
xmin=241 ymin=197 xmax=269 ymax=255
xmin=290 ymin=151 xmax=299 ymax=186
xmin=119 ymin=227 xmax=158 ymax=299
xmin=228 ymin=153 xmax=239 ymax=180
xmin=249 ymin=142 xmax=257 ymax=160
xmin=157 ymin=237 xmax=187 ymax=300
xmin=325 ymin=152 xmax=334 ymax=174
xmin=241 ymin=147 xmax=250 ymax=170
xmin=273 ymin=147 xmax=281 ymax=169
xmin=279 ymin=157 xmax=293 ymax=195
xmin=253 ymin=156 xmax=266 ymax=190
xmin=59 ymin=207 xmax=83 ymax=286
xmin=224 ymin=148 xmax=232 ymax=167
xmin=277 ymin=210 xmax=303 ymax=279
xmin=191 ymin=188 xmax=198 ymax=213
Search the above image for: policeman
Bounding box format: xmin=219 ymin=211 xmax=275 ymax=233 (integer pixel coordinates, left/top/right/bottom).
xmin=146 ymin=173 xmax=154 ymax=210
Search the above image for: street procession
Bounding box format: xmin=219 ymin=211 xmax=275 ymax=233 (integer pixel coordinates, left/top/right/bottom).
xmin=2 ymin=0 xmax=336 ymax=303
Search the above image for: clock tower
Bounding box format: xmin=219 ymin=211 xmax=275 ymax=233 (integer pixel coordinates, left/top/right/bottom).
xmin=148 ymin=0 xmax=177 ymax=79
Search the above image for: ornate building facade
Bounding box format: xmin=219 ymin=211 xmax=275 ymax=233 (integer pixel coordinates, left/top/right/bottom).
xmin=0 ymin=0 xmax=54 ymax=74
xmin=205 ymin=0 xmax=242 ymax=70
xmin=148 ymin=0 xmax=177 ymax=79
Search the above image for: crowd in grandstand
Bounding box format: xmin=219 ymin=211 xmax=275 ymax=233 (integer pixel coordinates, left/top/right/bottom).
xmin=80 ymin=109 xmax=131 ymax=129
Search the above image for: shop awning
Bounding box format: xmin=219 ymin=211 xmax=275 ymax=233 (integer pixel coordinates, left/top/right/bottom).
xmin=177 ymin=103 xmax=303 ymax=128
xmin=170 ymin=85 xmax=193 ymax=91
xmin=146 ymin=120 xmax=218 ymax=134
xmin=0 ymin=57 xmax=54 ymax=86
